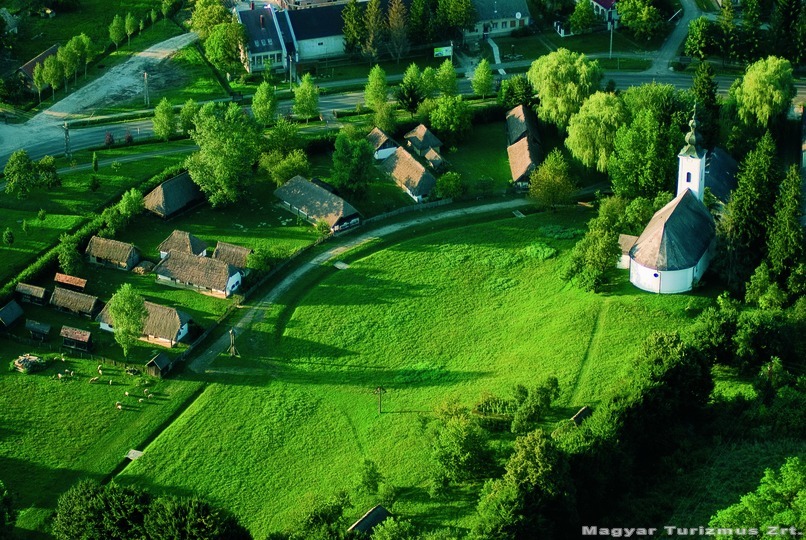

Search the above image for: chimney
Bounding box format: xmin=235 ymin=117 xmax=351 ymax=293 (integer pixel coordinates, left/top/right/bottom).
xmin=260 ymin=14 xmax=264 ymax=27
xmin=250 ymin=1 xmax=254 ymax=8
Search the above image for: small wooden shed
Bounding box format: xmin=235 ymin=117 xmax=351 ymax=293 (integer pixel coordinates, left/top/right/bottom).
xmin=25 ymin=319 xmax=51 ymax=341
xmin=54 ymin=273 xmax=87 ymax=291
xmin=146 ymin=353 xmax=172 ymax=378
xmin=0 ymin=300 xmax=23 ymax=329
xmin=60 ymin=326 xmax=92 ymax=351
xmin=15 ymin=283 xmax=48 ymax=305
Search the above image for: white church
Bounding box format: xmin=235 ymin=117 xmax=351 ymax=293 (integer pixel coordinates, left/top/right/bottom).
xmin=620 ymin=112 xmax=737 ymax=294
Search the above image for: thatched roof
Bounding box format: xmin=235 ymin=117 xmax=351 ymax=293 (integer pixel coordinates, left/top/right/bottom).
xmin=147 ymin=352 xmax=171 ymax=370
xmin=704 ymin=147 xmax=738 ymax=204
xmin=382 ymin=147 xmax=437 ymax=198
xmin=158 ymin=230 xmax=207 ymax=256
xmin=630 ymin=189 xmax=715 ymax=271
xmin=60 ymin=325 xmax=91 ymax=343
xmin=367 ymin=127 xmax=397 ymax=151
xmin=212 ymin=242 xmax=253 ymax=269
xmin=506 ymin=104 xmax=539 ymax=145
xmin=275 ymin=176 xmax=361 ymax=228
xmin=143 ymin=172 xmax=203 ymax=218
xmin=347 ymin=505 xmax=391 ymax=534
xmin=16 ymin=282 xmax=46 ymax=299
xmin=85 ymin=236 xmax=138 ymax=264
xmin=618 ymin=234 xmax=639 ymax=256
xmin=25 ymin=319 xmax=51 ymax=335
xmin=98 ymin=300 xmax=192 ymax=341
xmin=0 ymin=300 xmax=23 ymax=327
xmin=50 ymin=287 xmax=99 ymax=315
xmin=55 ymin=273 xmax=87 ymax=289
xmin=404 ymin=124 xmax=442 ymax=152
xmin=507 ymin=136 xmax=539 ymax=184
xmin=153 ymin=251 xmax=239 ymax=291
xmin=425 ymin=148 xmax=444 ymax=168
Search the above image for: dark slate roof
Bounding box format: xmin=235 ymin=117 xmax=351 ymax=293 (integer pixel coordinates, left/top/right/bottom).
xmin=26 ymin=319 xmax=51 ymax=335
xmin=143 ymin=172 xmax=204 ymax=218
xmin=0 ymin=300 xmax=23 ymax=327
xmin=630 ymin=189 xmax=715 ymax=271
xmin=147 ymin=352 xmax=171 ymax=370
xmin=704 ymin=147 xmax=738 ymax=204
xmin=237 ymin=8 xmax=283 ymax=54
xmin=347 ymin=505 xmax=391 ymax=534
xmin=18 ymin=44 xmax=59 ymax=81
xmin=471 ymin=0 xmax=531 ymax=20
xmin=286 ymin=3 xmax=345 ymax=40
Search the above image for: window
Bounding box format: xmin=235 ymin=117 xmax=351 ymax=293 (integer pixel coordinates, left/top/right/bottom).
xmin=519 ymin=19 xmax=525 ymax=26
xmin=653 ymin=273 xmax=659 ymax=278
xmin=318 ymin=41 xmax=324 ymax=46
xmin=492 ymin=21 xmax=498 ymax=29
xmin=686 ymin=172 xmax=691 ymax=183
xmin=510 ymin=20 xmax=516 ymax=28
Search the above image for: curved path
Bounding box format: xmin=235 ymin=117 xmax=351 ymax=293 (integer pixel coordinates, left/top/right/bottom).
xmin=189 ymin=198 xmax=532 ymax=374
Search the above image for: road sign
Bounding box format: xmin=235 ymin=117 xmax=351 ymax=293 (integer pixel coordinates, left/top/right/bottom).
xmin=434 ymin=46 xmax=453 ymax=58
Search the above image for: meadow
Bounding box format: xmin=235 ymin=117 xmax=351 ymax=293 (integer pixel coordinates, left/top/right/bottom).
xmin=116 ymin=210 xmax=715 ymax=537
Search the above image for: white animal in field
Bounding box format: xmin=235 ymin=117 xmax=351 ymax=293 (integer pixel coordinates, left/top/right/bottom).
xmin=57 ymin=373 xmax=62 ymax=380
xmin=147 ymin=394 xmax=153 ymax=399
xmin=117 ymin=404 xmax=122 ymax=410
xmin=98 ymin=369 xmax=102 ymax=376
xmin=138 ymin=398 xmax=144 ymax=403
xmin=89 ymin=376 xmax=99 ymax=383
xmin=109 ymin=380 xmax=112 ymax=385
xmin=143 ymin=388 xmax=149 ymax=395
xmin=97 ymin=365 xmax=102 ymax=371
xmin=70 ymin=371 xmax=74 ymax=377
xmin=125 ymin=392 xmax=129 ymax=397
xmin=65 ymin=369 xmax=69 ymax=373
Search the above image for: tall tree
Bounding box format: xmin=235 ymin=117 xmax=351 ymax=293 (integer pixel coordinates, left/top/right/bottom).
xmin=108 ymin=283 xmax=147 ymax=358
xmin=396 ymin=63 xmax=424 ymax=116
xmin=179 ymin=98 xmax=200 ymax=135
xmin=205 ymin=22 xmax=246 ymax=76
xmin=387 ymin=0 xmax=410 ymax=63
xmin=37 ymin=155 xmax=60 ymax=190
xmin=259 ymin=149 xmax=310 ymax=187
xmin=684 ymin=17 xmax=712 ymax=60
xmin=331 ymin=127 xmax=375 ymax=196
xmin=617 ymin=0 xmax=663 ymax=40
xmin=408 ymin=0 xmax=430 ymax=43
xmin=252 ymin=81 xmax=277 ymax=125
xmin=742 ymin=0 xmax=763 ymax=62
xmin=732 ymin=56 xmax=796 ymax=128
xmin=342 ymin=0 xmax=365 ymax=55
xmin=32 ymin=63 xmax=45 ymax=103
xmin=770 ymin=0 xmax=801 ymax=60
xmin=125 ymin=12 xmax=137 ymax=46
xmin=766 ymin=165 xmax=803 ymax=278
xmin=570 ymin=0 xmax=597 ymax=34
xmin=57 ymin=44 xmax=79 ymax=90
xmin=529 ymin=149 xmax=576 ymax=209
xmin=75 ymin=33 xmax=94 ymax=78
xmin=190 ymin=0 xmax=229 ymax=40
xmin=364 ymin=64 xmax=388 ymax=111
xmin=42 ymin=55 xmax=62 ymax=100
xmin=690 ymin=61 xmax=720 ymax=148
xmin=565 ymin=91 xmax=627 ymax=172
xmin=436 ymin=58 xmax=458 ymax=96
xmin=143 ymin=496 xmax=252 ymax=540
xmin=57 ymin=234 xmax=82 ymax=276
xmin=3 ymin=150 xmax=37 ymax=199
xmin=718 ymin=1 xmax=738 ymax=64
xmin=471 ymin=58 xmax=493 ymax=98
xmin=429 ymin=94 xmax=471 ymax=143
xmin=109 ymin=14 xmax=126 ymax=50
xmin=152 ymin=97 xmax=177 ymax=141
xmin=292 ymin=73 xmax=320 ymax=121
xmin=498 ymin=74 xmax=538 ymax=109
xmin=363 ymin=0 xmax=384 ymax=61
xmin=527 ymin=48 xmax=603 ymax=131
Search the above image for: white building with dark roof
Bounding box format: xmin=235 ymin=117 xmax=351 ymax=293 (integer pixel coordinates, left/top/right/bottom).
xmin=466 ymin=0 xmax=532 ymax=39
xmin=236 ymin=6 xmax=287 ymax=73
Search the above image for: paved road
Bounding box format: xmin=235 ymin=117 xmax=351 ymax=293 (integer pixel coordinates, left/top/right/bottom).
xmin=189 ymin=198 xmax=531 ymax=374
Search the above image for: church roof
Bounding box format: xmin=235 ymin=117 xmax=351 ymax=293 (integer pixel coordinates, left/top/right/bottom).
xmin=630 ymin=189 xmax=715 ymax=271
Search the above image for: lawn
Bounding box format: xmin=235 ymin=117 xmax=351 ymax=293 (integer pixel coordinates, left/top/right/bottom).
xmin=116 ymin=210 xmax=713 ymax=537
xmin=448 ymin=121 xmax=512 ymax=193
xmin=499 ymin=30 xmax=653 ymax=59
xmin=0 ymin=337 xmax=204 ymax=537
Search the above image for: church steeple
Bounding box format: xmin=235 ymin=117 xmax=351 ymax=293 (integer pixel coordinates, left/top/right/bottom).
xmin=677 ymin=106 xmax=707 ymax=201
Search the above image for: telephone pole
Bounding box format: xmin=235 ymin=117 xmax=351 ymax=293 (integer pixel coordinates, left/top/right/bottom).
xmin=62 ymin=122 xmax=71 ymax=160
xmin=374 ymin=386 xmax=386 ymax=415
xmin=144 ymin=71 xmax=150 ymax=107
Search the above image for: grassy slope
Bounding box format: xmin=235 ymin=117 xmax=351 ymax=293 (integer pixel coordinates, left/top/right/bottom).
xmin=117 ymin=210 xmax=712 ymax=537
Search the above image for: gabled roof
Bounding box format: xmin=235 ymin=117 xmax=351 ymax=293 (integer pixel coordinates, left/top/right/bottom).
xmin=15 ymin=282 xmax=47 ymax=299
xmin=367 ymin=127 xmax=397 ymax=151
xmin=153 ymin=251 xmax=239 ymax=291
xmin=507 ymin=137 xmax=539 ymax=183
xmin=98 ymin=300 xmax=192 ymax=342
xmin=143 ymin=172 xmax=203 ymax=218
xmin=425 ymin=148 xmax=444 ymax=168
xmin=147 ymin=352 xmax=171 ymax=370
xmin=347 ymin=505 xmax=391 ymax=534
xmin=275 ymin=175 xmax=360 ymax=227
xmin=237 ymin=8 xmax=284 ymax=54
xmin=85 ymin=236 xmax=138 ymax=264
xmin=471 ymin=0 xmax=531 ymax=20
xmin=592 ymin=0 xmax=616 ymax=9
xmin=18 ymin=44 xmax=59 ymax=81
xmin=0 ymin=300 xmax=23 ymax=327
xmin=286 ymin=3 xmax=346 ymax=40
xmin=630 ymin=189 xmax=715 ymax=271
xmin=158 ymin=230 xmax=207 ymax=256
xmin=50 ymin=287 xmax=99 ymax=315
xmin=704 ymin=147 xmax=738 ymax=204
xmin=55 ymin=273 xmax=87 ymax=289
xmin=506 ymin=105 xmax=539 ymax=145
xmin=26 ymin=319 xmax=51 ymax=335
xmin=382 ymin=147 xmax=437 ymax=198
xmin=60 ymin=326 xmax=91 ymax=343
xmin=212 ymin=242 xmax=253 ymax=269
xmin=404 ymin=124 xmax=442 ymax=152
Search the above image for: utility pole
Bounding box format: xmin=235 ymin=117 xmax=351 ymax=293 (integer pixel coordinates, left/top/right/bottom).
xmin=144 ymin=71 xmax=150 ymax=107
xmin=228 ymin=327 xmax=239 ymax=357
xmin=373 ymin=386 xmax=386 ymax=415
xmin=62 ymin=122 xmax=71 ymax=160
xmin=609 ymin=17 xmax=614 ymax=59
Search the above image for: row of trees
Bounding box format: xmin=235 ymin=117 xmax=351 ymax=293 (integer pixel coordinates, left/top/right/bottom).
xmin=3 ymin=150 xmax=60 ymax=198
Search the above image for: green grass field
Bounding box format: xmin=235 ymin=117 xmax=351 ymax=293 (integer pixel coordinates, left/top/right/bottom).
xmin=116 ymin=210 xmax=715 ymax=537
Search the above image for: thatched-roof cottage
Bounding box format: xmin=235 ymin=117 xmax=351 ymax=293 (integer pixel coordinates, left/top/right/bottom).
xmin=15 ymin=283 xmax=47 ymax=305
xmin=506 ymin=137 xmax=540 ymax=189
xmin=404 ymin=124 xmax=442 ymax=157
xmin=212 ymin=242 xmax=253 ymax=270
xmin=367 ymin=127 xmax=398 ymax=160
xmin=275 ymin=176 xmax=361 ymax=232
xmin=98 ymin=300 xmax=193 ymax=347
xmin=49 ymin=287 xmax=100 ymax=318
xmin=153 ymin=251 xmax=242 ymax=298
xmin=382 ymin=147 xmax=437 ymax=202
xmin=85 ymin=236 xmax=140 ymax=270
xmin=158 ymin=230 xmax=208 ymax=259
xmin=60 ymin=326 xmax=92 ymax=351
xmin=0 ymin=300 xmax=23 ymax=329
xmin=143 ymin=172 xmax=204 ymax=218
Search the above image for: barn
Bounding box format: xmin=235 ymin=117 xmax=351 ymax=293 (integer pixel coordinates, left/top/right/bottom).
xmin=505 ymin=105 xmax=541 ymax=189
xmin=60 ymin=326 xmax=92 ymax=351
xmin=153 ymin=251 xmax=242 ymax=298
xmin=275 ymin=175 xmax=361 ymax=232
xmin=347 ymin=505 xmax=391 ymax=536
xmin=146 ymin=353 xmax=172 ymax=378
xmin=15 ymin=283 xmax=48 ymax=305
xmin=85 ymin=236 xmax=140 ymax=270
xmin=49 ymin=287 xmax=101 ymax=318
xmin=143 ymin=171 xmax=204 ymax=218
xmin=54 ymin=273 xmax=87 ymax=291
xmin=0 ymin=300 xmax=23 ymax=329
xmin=212 ymin=242 xmax=253 ymax=271
xmin=404 ymin=124 xmax=442 ymax=157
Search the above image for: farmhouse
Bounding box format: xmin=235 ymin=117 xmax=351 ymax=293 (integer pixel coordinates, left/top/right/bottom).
xmin=97 ymin=301 xmax=193 ymax=347
xmin=404 ymin=124 xmax=442 ymax=157
xmin=0 ymin=300 xmax=23 ymax=329
xmin=275 ymin=175 xmax=361 ymax=232
xmin=60 ymin=326 xmax=92 ymax=351
xmin=143 ymin=171 xmax=204 ymax=218
xmin=54 ymin=273 xmax=87 ymax=291
xmin=146 ymin=353 xmax=172 ymax=378
xmin=347 ymin=505 xmax=391 ymax=536
xmin=505 ymin=105 xmax=541 ymax=189
xmin=26 ymin=320 xmax=51 ymax=341
xmin=153 ymin=251 xmax=242 ymax=298
xmin=465 ymin=0 xmax=531 ymax=39
xmin=158 ymin=230 xmax=208 ymax=259
xmin=506 ymin=104 xmax=539 ymax=146
xmin=15 ymin=283 xmax=47 ymax=305
xmin=367 ymin=127 xmax=398 ymax=161
xmin=212 ymin=242 xmax=253 ymax=270
xmin=425 ymin=148 xmax=445 ymax=170
xmin=50 ymin=287 xmax=101 ymax=318
xmin=286 ymin=4 xmax=347 ymax=61
xmin=85 ymin=236 xmax=140 ymax=270
xmin=382 ymin=147 xmax=437 ymax=202
xmin=236 ymin=6 xmax=286 ymax=74
xmin=17 ymin=44 xmax=59 ymax=88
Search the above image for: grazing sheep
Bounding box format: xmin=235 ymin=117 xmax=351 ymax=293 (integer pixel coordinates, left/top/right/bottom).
xmin=125 ymin=392 xmax=129 ymax=397
xmin=138 ymin=398 xmax=144 ymax=403
xmin=70 ymin=371 xmax=74 ymax=377
xmin=109 ymin=380 xmax=112 ymax=385
xmin=147 ymin=394 xmax=153 ymax=399
xmin=57 ymin=373 xmax=62 ymax=380
xmin=143 ymin=388 xmax=149 ymax=395
xmin=61 ymin=356 xmax=65 ymax=362
xmin=89 ymin=376 xmax=99 ymax=383
xmin=117 ymin=404 xmax=122 ymax=410
xmin=65 ymin=369 xmax=69 ymax=373
xmin=97 ymin=365 xmax=102 ymax=371
xmin=98 ymin=369 xmax=102 ymax=376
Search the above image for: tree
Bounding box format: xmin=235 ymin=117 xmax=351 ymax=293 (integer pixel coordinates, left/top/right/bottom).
xmin=408 ymin=0 xmax=430 ymax=43
xmin=143 ymin=496 xmax=252 ymax=540
xmin=529 ymin=149 xmax=576 ymax=210
xmin=498 ymin=74 xmax=538 ymax=110
xmin=420 ymin=66 xmax=438 ymax=98
xmin=252 ymin=81 xmax=277 ymax=125
xmin=364 ymin=64 xmax=388 ymax=111
xmin=396 ymin=63 xmax=424 ymax=115
xmin=1 ymin=228 xmax=11 ymax=246
xmin=180 ymin=98 xmax=200 ymax=135
xmin=742 ymin=0 xmax=762 ymax=61
xmin=718 ymin=1 xmax=738 ymax=64
xmin=190 ymin=0 xmax=230 ymax=40
xmin=690 ymin=61 xmax=720 ymax=148
xmin=331 ymin=128 xmax=375 ymax=196
xmin=109 ymin=14 xmax=126 ymax=50
xmin=3 ymin=150 xmax=37 ymax=199
xmin=373 ymin=102 xmax=397 ymax=133
xmin=570 ymin=0 xmax=597 ymax=34
xmin=342 ymin=0 xmax=365 ymax=55
xmin=37 ymin=155 xmax=60 ymax=190
xmin=118 ymin=188 xmax=144 ymax=222
xmin=267 ymin=117 xmax=301 ymax=155
xmin=363 ymin=0 xmax=384 ymax=61
xmin=430 ymin=411 xmax=491 ymax=483
xmin=74 ymin=33 xmax=94 ymax=78
xmin=0 ymin=480 xmax=15 ymax=537
xmin=766 ymin=165 xmax=803 ymax=278
xmin=150 ymin=8 xmax=159 ymax=26
xmin=162 ymin=0 xmax=177 ymax=21
xmin=356 ymin=458 xmax=384 ymax=494
xmin=511 ymin=378 xmax=560 ymax=434
xmin=770 ymin=0 xmax=801 ymax=59
xmin=153 ymin=97 xmax=177 ymax=141
xmin=435 ymin=171 xmax=465 ymax=199
xmin=58 ymin=39 xmax=80 ymax=86
xmin=386 ymin=0 xmax=409 ymax=63
xmin=617 ymin=0 xmax=663 ymax=41
xmin=259 ymin=149 xmax=310 ymax=186
xmin=471 ymin=58 xmax=493 ymax=98
xmin=125 ymin=11 xmax=137 ymax=46
xmin=684 ymin=17 xmax=712 ymax=60
xmin=292 ymin=73 xmax=319 ymax=121
xmin=205 ymin=22 xmax=246 ymax=76
xmin=32 ymin=62 xmax=45 ymax=103
xmin=565 ymin=92 xmax=627 ymax=172
xmin=732 ymin=56 xmax=796 ymax=128
xmin=108 ymin=283 xmax=147 ymax=357
xmin=564 ymin=214 xmax=621 ymax=291
xmin=372 ymin=518 xmax=417 ymax=540
xmin=42 ymin=55 xmax=62 ymax=100
xmin=186 ymin=102 xmax=262 ymax=207
xmin=51 ymin=479 xmax=107 ymax=540
xmin=436 ymin=58 xmax=457 ymax=96
xmin=57 ymin=234 xmax=82 ymax=275
xmin=527 ymin=48 xmax=603 ymax=131
xmin=429 ymin=95 xmax=471 ymax=143
xmin=38 ymin=209 xmax=47 ymax=222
